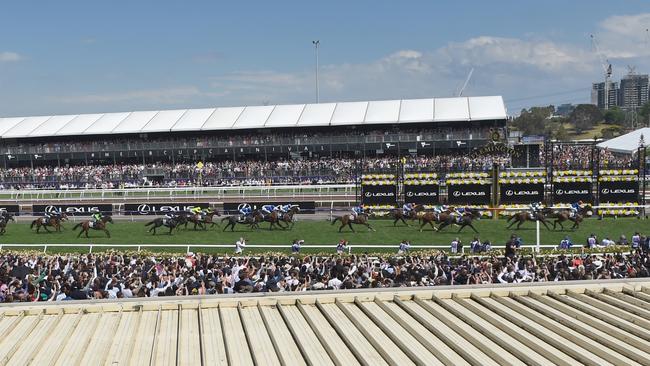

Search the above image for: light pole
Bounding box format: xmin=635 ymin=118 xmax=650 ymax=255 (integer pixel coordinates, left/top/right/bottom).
xmin=312 ymin=40 xmax=320 ymax=103
xmin=639 ymin=134 xmax=646 ymax=218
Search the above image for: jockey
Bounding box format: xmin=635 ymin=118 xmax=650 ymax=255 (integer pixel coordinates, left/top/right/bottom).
xmin=239 ymin=205 xmax=252 ymax=220
xmin=278 ymin=204 xmax=293 ymax=213
xmin=261 ymin=204 xmax=277 ymax=215
xmin=570 ymin=201 xmax=583 ymax=218
xmin=402 ymin=202 xmax=416 ymax=216
xmin=190 ymin=206 xmax=203 ymax=218
xmin=163 ymin=212 xmax=174 ymax=224
xmin=44 ymin=207 xmax=60 ymax=223
xmin=529 ymin=201 xmax=542 ymax=219
xmin=91 ymin=209 xmax=103 ymax=223
xmin=352 ymin=204 xmax=365 ymax=218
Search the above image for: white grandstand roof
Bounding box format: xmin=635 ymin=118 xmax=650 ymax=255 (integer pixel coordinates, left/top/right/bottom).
xmin=597 ymin=127 xmax=650 ymax=154
xmin=0 ymin=280 xmax=646 ymax=365
xmin=0 ymin=96 xmax=507 ymax=139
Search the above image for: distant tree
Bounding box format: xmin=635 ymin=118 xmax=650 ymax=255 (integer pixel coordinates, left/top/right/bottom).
xmin=554 ymin=124 xmax=570 ymax=141
xmin=570 ymin=104 xmax=602 ymax=134
xmin=510 ymin=105 xmax=554 ymax=136
xmin=603 ymin=106 xmax=625 ymax=125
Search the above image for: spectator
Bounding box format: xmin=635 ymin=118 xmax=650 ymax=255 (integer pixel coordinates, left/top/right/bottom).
xmin=397 ymin=240 xmax=410 ymax=255
xmin=559 ymin=236 xmax=572 ymax=250
xmin=450 ymin=238 xmax=461 ymax=254
xmin=336 ymin=239 xmax=348 ymax=255
xmin=235 ymin=237 xmax=246 ymax=254
xmin=291 ymin=239 xmax=304 ymax=253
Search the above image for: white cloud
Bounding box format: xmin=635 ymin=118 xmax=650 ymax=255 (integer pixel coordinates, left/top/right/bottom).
xmin=0 ymin=52 xmax=22 ymax=62
xmin=596 ymin=13 xmax=650 ymax=58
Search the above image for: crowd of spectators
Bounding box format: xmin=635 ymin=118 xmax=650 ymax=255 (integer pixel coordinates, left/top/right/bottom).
xmin=0 ymin=154 xmax=514 ymax=189
xmin=0 ymin=237 xmax=647 ymax=302
xmin=541 ymin=144 xmax=635 ymax=170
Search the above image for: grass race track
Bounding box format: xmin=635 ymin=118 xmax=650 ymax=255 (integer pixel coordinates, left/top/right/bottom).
xmin=0 ymin=217 xmax=647 ymax=254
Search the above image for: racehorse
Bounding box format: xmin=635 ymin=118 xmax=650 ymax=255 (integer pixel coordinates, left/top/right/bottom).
xmin=543 ymin=205 xmax=593 ymax=230
xmin=145 ymin=217 xmax=179 ymax=235
xmin=436 ymin=208 xmax=482 ymax=233
xmin=388 ymin=204 xmax=424 ymax=227
xmin=30 ymin=213 xmax=68 ymax=233
xmin=253 ymin=210 xmax=287 ymax=230
xmin=331 ymin=212 xmax=375 ymax=233
xmin=278 ymin=206 xmax=301 ymax=230
xmin=73 ymin=215 xmax=113 ymax=238
xmin=0 ymin=214 xmax=15 ymax=235
xmin=184 ymin=210 xmax=221 ymax=230
xmin=506 ymin=211 xmax=551 ymax=230
xmin=418 ymin=211 xmax=441 ymax=232
xmin=220 ymin=214 xmax=259 ymax=232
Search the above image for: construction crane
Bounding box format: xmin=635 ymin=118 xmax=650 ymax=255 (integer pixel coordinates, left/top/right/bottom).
xmin=457 ymin=68 xmax=474 ymax=97
xmin=590 ymin=34 xmax=613 ymax=109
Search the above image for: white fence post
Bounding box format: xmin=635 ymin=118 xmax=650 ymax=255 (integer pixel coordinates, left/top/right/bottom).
xmin=89 ymin=245 xmax=93 ymax=253
xmin=43 ymin=245 xmax=47 ymax=253
xmin=536 ymin=220 xmax=540 ymax=253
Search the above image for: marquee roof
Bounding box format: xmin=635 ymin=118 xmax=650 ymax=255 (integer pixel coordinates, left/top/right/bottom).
xmin=597 ymin=127 xmax=650 ymax=154
xmin=0 ymin=96 xmax=507 ymax=139
xmin=0 ymin=279 xmax=647 ymax=365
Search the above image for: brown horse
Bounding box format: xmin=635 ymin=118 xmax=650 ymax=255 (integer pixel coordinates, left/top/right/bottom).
xmin=73 ymin=216 xmax=113 ymax=238
xmin=506 ymin=211 xmax=551 ymax=230
xmin=436 ymin=208 xmax=482 ymax=233
xmin=418 ymin=211 xmax=440 ymax=232
xmin=184 ymin=210 xmax=221 ymax=230
xmin=543 ymin=205 xmax=593 ymax=230
xmin=278 ymin=206 xmax=301 ymax=230
xmin=30 ymin=213 xmax=68 ymax=233
xmin=388 ymin=205 xmax=424 ymax=227
xmin=254 ymin=210 xmax=287 ymax=230
xmin=0 ymin=214 xmax=14 ymax=235
xmin=331 ymin=212 xmax=375 ymax=232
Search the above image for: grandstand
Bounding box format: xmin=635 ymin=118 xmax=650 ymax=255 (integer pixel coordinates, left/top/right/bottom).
xmin=0 ymin=96 xmax=506 ymax=173
xmin=0 ymin=279 xmax=647 ymax=365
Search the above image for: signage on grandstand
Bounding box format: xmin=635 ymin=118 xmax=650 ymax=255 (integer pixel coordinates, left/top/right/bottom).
xmin=362 ymin=184 xmax=397 ymax=207
xmin=500 ymin=183 xmax=544 ymax=204
xmin=404 ymin=184 xmax=439 ymax=205
xmin=599 ymin=181 xmax=638 ymax=203
xmin=33 ymin=204 xmax=113 ymax=216
xmin=553 ymin=182 xmax=592 ymax=203
xmin=0 ymin=205 xmax=20 ymax=216
xmin=222 ymin=202 xmax=316 ymax=214
xmin=447 ymin=184 xmax=491 ymax=205
xmin=124 ymin=203 xmax=210 ymax=215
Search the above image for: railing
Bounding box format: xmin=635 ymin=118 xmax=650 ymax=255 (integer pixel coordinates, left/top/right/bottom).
xmin=0 ymin=130 xmax=494 ymax=154
xmin=0 ymin=184 xmax=358 ymax=201
xmin=0 ymin=243 xmax=563 ymax=255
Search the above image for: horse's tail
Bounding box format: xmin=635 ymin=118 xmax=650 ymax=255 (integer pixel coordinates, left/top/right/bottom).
xmin=30 ymin=220 xmax=37 ymax=229
xmin=72 ymin=222 xmax=83 ymax=231
xmin=331 ymin=217 xmax=339 ymax=225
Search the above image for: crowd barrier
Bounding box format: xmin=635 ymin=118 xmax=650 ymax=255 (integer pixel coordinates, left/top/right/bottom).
xmin=0 ymin=243 xmax=566 ymax=255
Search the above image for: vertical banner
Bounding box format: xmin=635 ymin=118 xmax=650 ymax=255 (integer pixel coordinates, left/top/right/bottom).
xmin=361 ymin=173 xmax=397 ymax=207
xmin=553 ymin=180 xmax=592 ymax=203
xmin=599 ymin=180 xmax=638 ymax=203
xmin=403 ymin=173 xmax=439 ymax=206
xmin=447 ymin=183 xmax=491 ymax=205
xmin=499 ymin=183 xmax=545 ymax=204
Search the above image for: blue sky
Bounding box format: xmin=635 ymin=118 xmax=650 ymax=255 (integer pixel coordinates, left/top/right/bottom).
xmin=1 ymin=1 xmax=649 ymax=117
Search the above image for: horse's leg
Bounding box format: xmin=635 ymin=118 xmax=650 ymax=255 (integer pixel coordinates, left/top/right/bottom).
xmin=401 ymin=218 xmax=409 ymax=227
xmin=393 ymin=217 xmax=398 ymax=227
xmin=507 ymin=217 xmax=517 ymax=229
xmin=85 ymin=229 xmax=90 ymax=238
xmin=105 ymin=229 xmax=110 ymax=238
xmin=43 ymin=225 xmax=51 ymax=233
xmin=468 ymin=223 xmax=479 ymax=233
xmin=349 ymin=223 xmax=356 ymax=232
xmin=366 ymin=223 xmax=375 ymax=232
xmin=77 ymin=228 xmax=83 ymax=238
xmin=516 ymin=220 xmax=523 ymax=230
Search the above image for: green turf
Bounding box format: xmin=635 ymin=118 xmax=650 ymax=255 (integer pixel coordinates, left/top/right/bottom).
xmin=0 ymin=218 xmax=647 ymax=254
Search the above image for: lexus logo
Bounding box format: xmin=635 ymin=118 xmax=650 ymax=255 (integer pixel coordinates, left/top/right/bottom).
xmin=453 ymin=191 xmax=461 ymax=197
xmin=45 ymin=205 xmax=57 ymax=213
xmin=137 ymin=204 xmax=151 ymax=214
xmin=505 ymin=190 xmax=514 ymax=196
